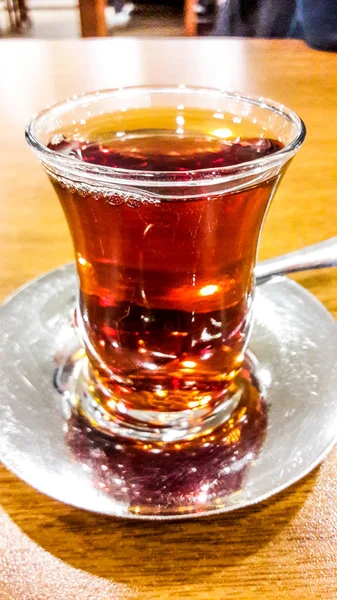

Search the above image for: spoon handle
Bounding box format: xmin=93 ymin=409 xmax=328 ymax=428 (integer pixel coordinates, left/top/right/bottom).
xmin=255 ymin=237 xmax=337 ymax=283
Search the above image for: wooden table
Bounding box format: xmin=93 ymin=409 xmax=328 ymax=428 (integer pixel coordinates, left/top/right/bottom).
xmin=1 ymin=38 xmax=337 ymax=599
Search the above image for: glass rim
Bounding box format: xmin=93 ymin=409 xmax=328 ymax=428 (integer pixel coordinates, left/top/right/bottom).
xmin=25 ymin=85 xmax=306 ymax=187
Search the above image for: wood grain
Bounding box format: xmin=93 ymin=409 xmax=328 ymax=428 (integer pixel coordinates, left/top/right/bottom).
xmin=0 ymin=38 xmax=337 ymax=599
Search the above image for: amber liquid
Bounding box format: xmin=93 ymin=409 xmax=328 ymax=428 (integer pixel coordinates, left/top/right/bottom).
xmin=49 ymin=107 xmax=283 ymax=416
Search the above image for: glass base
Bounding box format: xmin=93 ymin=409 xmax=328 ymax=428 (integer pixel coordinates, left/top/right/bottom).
xmin=57 ymin=348 xmax=256 ymax=442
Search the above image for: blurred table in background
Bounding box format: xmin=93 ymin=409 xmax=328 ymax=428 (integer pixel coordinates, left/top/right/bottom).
xmin=78 ymin=0 xmax=202 ymax=37
xmin=1 ymin=0 xmax=29 ymax=33
xmin=0 ymin=0 xmax=209 ymax=37
xmin=1 ymin=38 xmax=337 ymax=600
xmin=79 ymin=0 xmax=107 ymax=36
xmin=184 ymin=0 xmax=197 ymax=35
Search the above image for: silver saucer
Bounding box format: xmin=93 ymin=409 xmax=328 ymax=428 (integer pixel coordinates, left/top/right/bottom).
xmin=1 ymin=264 xmax=337 ymax=520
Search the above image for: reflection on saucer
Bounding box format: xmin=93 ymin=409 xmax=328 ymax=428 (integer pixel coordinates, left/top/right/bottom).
xmin=66 ymin=367 xmax=267 ymax=516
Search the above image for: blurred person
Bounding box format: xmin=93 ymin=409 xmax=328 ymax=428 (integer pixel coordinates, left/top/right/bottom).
xmin=289 ymin=0 xmax=337 ymax=50
xmin=213 ymin=0 xmax=337 ymax=51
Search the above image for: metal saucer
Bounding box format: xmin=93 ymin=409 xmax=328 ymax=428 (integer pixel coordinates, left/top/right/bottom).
xmin=1 ymin=263 xmax=337 ymax=520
